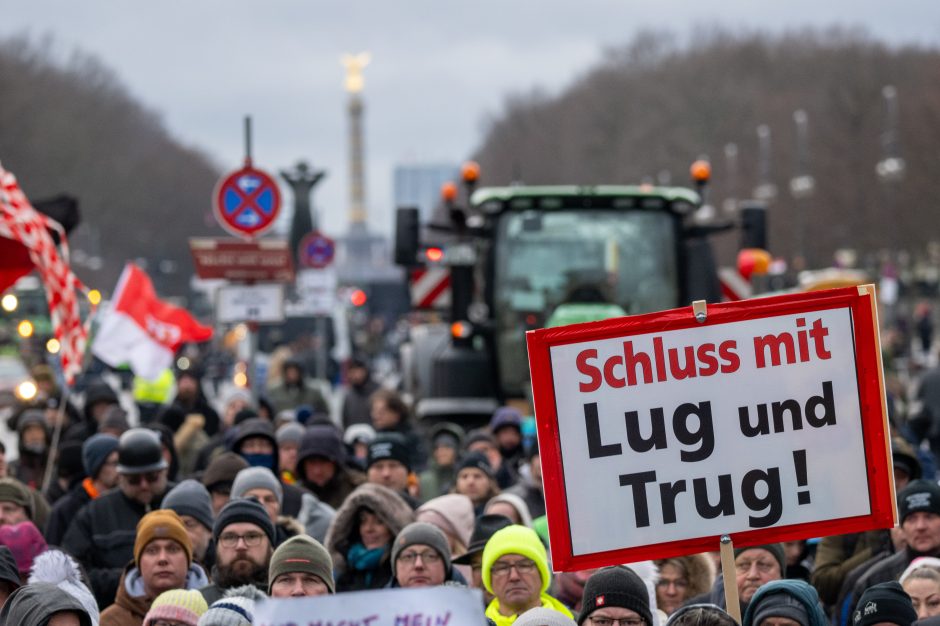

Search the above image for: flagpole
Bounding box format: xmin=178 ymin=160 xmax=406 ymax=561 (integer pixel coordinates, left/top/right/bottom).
xmin=41 ymin=385 xmax=69 ymax=494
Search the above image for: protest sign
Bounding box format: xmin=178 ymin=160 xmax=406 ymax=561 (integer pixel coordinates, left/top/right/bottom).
xmin=254 ymin=586 xmax=484 ymax=626
xmin=527 ymin=285 xmax=895 ymax=571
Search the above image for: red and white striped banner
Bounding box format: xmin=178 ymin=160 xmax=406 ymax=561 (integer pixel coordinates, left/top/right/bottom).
xmin=0 ymin=163 xmax=87 ymax=384
xmin=410 ymin=267 xmax=451 ymax=309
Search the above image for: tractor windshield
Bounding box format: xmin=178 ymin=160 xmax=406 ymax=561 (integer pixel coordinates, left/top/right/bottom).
xmin=493 ymin=208 xmax=679 ymax=397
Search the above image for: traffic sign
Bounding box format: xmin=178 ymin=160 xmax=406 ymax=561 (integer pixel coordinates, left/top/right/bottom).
xmin=298 ymin=232 xmax=336 ymax=269
xmin=217 ymin=283 xmax=285 ymax=324
xmin=213 ymin=166 xmax=282 ymax=238
xmin=189 ymin=238 xmax=294 ymax=283
xmin=410 ymin=267 xmax=451 ymax=309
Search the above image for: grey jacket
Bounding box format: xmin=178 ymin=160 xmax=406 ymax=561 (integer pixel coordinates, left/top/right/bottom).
xmin=0 ymin=582 xmax=94 ymax=626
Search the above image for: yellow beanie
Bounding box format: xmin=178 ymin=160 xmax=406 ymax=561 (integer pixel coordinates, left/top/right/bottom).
xmin=143 ymin=589 xmax=208 ymax=626
xmin=482 ymin=525 xmax=551 ymax=594
xmin=134 ymin=509 xmax=193 ymax=567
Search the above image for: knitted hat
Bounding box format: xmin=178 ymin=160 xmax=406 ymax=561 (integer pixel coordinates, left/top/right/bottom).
xmin=213 ymin=498 xmax=276 ymax=547
xmin=198 ymin=584 xmax=266 ymax=626
xmin=164 ymin=479 xmax=215 ymax=531
xmin=578 ymin=566 xmax=653 ymax=626
xmin=0 ymin=521 xmax=47 ymax=577
xmin=751 ymin=590 xmax=810 ymax=625
xmin=456 ymin=451 xmax=494 ymax=480
xmin=465 ymin=429 xmax=497 ymax=449
xmin=82 ymin=434 xmax=119 ymax=479
xmin=482 ymin=525 xmax=550 ymax=594
xmin=144 ymin=589 xmax=209 ymax=626
xmin=734 ymin=544 xmax=786 ymax=577
xmin=416 ymin=494 xmax=475 ymax=549
xmin=57 ymin=441 xmax=86 ymax=480
xmin=853 ymin=581 xmax=917 ymax=626
xmin=135 ymin=509 xmax=193 ymax=566
xmin=515 ymin=607 xmax=578 ymax=626
xmin=27 ymin=549 xmax=98 ymax=625
xmin=344 ymin=423 xmax=376 ymax=446
xmin=0 ymin=478 xmax=32 ymax=518
xmin=231 ymin=466 xmax=283 ymax=507
xmin=101 ymin=405 xmax=130 ymax=433
xmin=367 ymin=434 xmax=410 ymax=471
xmin=202 ymin=452 xmax=249 ymax=491
xmin=392 ymin=522 xmax=452 ymax=577
xmin=268 ymin=534 xmax=335 ymax=594
xmin=276 ymin=422 xmax=305 ymax=446
xmin=898 ymin=480 xmax=940 ymax=523
xmin=298 ymin=425 xmax=347 ymax=467
xmin=452 ymin=514 xmax=513 ymax=565
xmin=490 ymin=407 xmax=523 ymax=433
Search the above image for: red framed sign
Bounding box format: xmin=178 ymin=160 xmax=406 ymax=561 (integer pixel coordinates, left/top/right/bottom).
xmin=526 ymin=285 xmax=895 ymax=572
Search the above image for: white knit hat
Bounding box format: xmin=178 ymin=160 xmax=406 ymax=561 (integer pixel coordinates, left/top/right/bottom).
xmin=28 ymin=549 xmax=100 ymax=626
xmin=197 ymin=585 xmax=266 ymax=626
xmin=515 ymin=607 xmax=578 ymax=626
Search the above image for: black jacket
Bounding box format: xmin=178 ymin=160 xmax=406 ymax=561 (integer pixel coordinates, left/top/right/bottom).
xmin=61 ymin=485 xmax=169 ymax=609
xmin=45 ymin=481 xmax=94 ymax=546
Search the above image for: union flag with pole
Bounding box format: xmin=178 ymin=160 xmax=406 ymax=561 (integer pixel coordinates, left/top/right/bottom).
xmin=0 ymin=162 xmax=87 ymax=385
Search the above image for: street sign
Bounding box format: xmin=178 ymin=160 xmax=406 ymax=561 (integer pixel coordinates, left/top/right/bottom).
xmin=296 ymin=268 xmax=337 ymax=315
xmin=189 ymin=238 xmax=294 ymax=283
xmin=216 ymin=283 xmax=284 ymax=324
xmin=527 ymin=285 xmax=893 ymax=571
xmin=213 ymin=166 xmax=282 ymax=238
xmin=298 ymin=231 xmax=335 ymax=269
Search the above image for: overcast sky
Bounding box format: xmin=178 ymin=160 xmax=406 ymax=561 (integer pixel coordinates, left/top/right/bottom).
xmin=1 ymin=1 xmax=938 ymax=237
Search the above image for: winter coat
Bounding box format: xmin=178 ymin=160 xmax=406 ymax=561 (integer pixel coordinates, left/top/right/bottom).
xmin=268 ymin=381 xmax=329 ymax=415
xmin=342 ymin=379 xmax=380 ymax=429
xmin=811 ymin=529 xmax=892 ymax=606
xmin=100 ymin=562 xmax=209 ymax=626
xmin=63 ymin=381 xmax=118 ymax=444
xmin=325 ymin=483 xmax=415 ymax=592
xmin=304 ymin=465 xmax=366 ymax=510
xmin=743 ymin=579 xmax=828 ymax=626
xmin=62 ymin=486 xmax=170 ymax=609
xmin=170 ymin=392 xmax=221 ymax=437
xmin=485 ymin=594 xmax=573 ymax=626
xmin=45 ymin=479 xmax=95 ymax=546
xmin=419 ymin=462 xmax=457 ymax=501
xmin=295 ymin=491 xmax=337 ymax=543
xmin=0 ymin=582 xmax=95 ymax=626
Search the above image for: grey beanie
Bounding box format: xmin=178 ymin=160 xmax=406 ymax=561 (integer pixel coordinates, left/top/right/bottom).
xmin=163 ymin=479 xmax=215 ymax=531
xmin=391 ymin=522 xmax=451 ymax=577
xmin=231 ymin=466 xmax=283 ymax=507
xmin=82 ymin=433 xmax=119 ymax=478
xmin=515 ymin=607 xmax=578 ymax=626
xmin=752 ymin=593 xmax=810 ymax=625
xmin=276 ymin=423 xmax=305 ymax=446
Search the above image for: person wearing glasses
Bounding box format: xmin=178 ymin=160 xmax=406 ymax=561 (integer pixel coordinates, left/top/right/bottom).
xmin=198 ymin=498 xmax=276 ymax=605
xmin=100 ymin=510 xmax=209 ymax=626
xmin=268 ymin=535 xmax=335 ymax=597
xmin=577 ymin=566 xmax=654 ymax=626
xmin=63 ymin=428 xmax=174 ymax=609
xmin=683 ymin=543 xmax=786 ymax=616
xmin=390 ymin=522 xmax=465 ymax=589
xmin=482 ymin=525 xmax=574 ymax=626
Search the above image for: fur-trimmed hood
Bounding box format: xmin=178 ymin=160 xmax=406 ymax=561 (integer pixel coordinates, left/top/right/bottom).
xmin=654 ymin=552 xmax=716 ymax=600
xmin=324 ymin=483 xmax=414 ymax=570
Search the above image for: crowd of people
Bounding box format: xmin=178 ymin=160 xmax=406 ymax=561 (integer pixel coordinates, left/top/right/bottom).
xmin=0 ymin=354 xmax=939 ymax=626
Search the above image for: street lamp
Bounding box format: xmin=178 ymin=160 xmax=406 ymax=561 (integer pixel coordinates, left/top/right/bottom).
xmin=789 ymin=109 xmax=816 ymax=266
xmin=876 ymin=86 xmax=906 ymax=183
xmin=753 ymin=125 xmax=777 ymax=202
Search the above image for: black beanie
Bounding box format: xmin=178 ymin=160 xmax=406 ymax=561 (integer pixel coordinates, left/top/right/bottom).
xmin=367 ymin=434 xmax=410 ymax=471
xmin=456 ymin=451 xmax=494 ymax=480
xmin=734 ymin=543 xmax=787 ymax=577
xmin=853 ymin=581 xmax=917 ymax=626
xmin=213 ymin=497 xmax=276 ymax=547
xmin=579 ymin=566 xmax=652 ymax=626
xmin=898 ymin=479 xmax=940 ymax=523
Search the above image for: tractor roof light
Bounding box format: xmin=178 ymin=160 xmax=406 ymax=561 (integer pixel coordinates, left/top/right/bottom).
xmin=441 ymin=182 xmax=458 ymax=203
xmin=450 ymin=320 xmax=473 ymax=339
xmin=461 ymin=161 xmax=480 ymax=185
xmin=690 ymin=160 xmax=711 ymax=184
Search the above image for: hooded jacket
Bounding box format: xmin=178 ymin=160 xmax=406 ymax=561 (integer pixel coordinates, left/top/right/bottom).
xmin=100 ymin=561 xmax=209 ymax=626
xmin=742 ymin=579 xmax=828 ymax=626
xmin=0 ymin=582 xmax=95 ymax=626
xmin=654 ymin=553 xmax=716 ymax=607
xmin=325 ymin=483 xmax=415 ymax=592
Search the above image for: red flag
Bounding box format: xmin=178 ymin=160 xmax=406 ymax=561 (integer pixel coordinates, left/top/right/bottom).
xmin=92 ymin=263 xmax=212 ymax=380
xmin=0 ymin=163 xmax=87 ymax=384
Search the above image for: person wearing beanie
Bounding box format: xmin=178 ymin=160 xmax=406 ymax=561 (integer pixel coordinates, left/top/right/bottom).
xmin=369 ymin=389 xmax=428 ymax=471
xmin=391 ymin=522 xmax=464 ymax=589
xmin=44 ymin=439 xmax=85 ymax=506
xmin=297 ymin=424 xmax=366 ymax=510
xmin=171 ymin=367 xmax=221 ymax=437
xmin=490 ymin=407 xmax=525 ymax=474
xmin=367 ymin=434 xmax=420 ymax=509
xmin=466 ymin=428 xmax=516 ymax=491
xmin=201 ymin=453 xmax=249 ymax=516
xmin=275 ymin=422 xmax=304 ymax=484
xmin=515 ymin=607 xmax=579 ymax=626
xmin=482 ymin=525 xmax=573 ymax=626
xmin=418 ymin=422 xmax=464 ymax=501
xmin=848 ymin=480 xmax=940 ymax=615
xmin=742 ymin=579 xmax=828 ymax=626
xmin=100 ymin=510 xmax=209 ymax=626
xmin=28 ymin=549 xmax=99 ymax=626
xmin=199 ymin=498 xmax=275 ymax=605
xmin=8 ymin=410 xmax=50 ymax=490
xmin=163 ymin=480 xmax=216 ymax=567
xmin=268 ymin=535 xmax=334 ymax=597
xmin=341 ymin=356 xmax=380 ymax=430
xmin=453 ymin=452 xmax=500 ymax=516
xmin=853 ymin=581 xmax=918 ymax=626
xmin=197 ymin=584 xmax=266 ymax=626
xmin=142 ymin=589 xmax=208 ymax=626
xmin=325 ymin=483 xmax=415 ymax=592
xmin=0 ymin=521 xmax=47 ymax=579
xmin=0 ymin=477 xmax=34 ymax=526
xmin=46 ymin=433 xmax=120 ymax=546
xmin=267 ymin=358 xmax=329 ymax=417
xmin=63 ymin=428 xmax=174 ymax=608
xmin=577 ymin=566 xmax=653 ymax=626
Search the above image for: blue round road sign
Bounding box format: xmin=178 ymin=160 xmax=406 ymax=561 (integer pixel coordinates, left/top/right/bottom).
xmin=299 ymin=232 xmax=335 ymax=268
xmin=213 ymin=166 xmax=282 ymax=238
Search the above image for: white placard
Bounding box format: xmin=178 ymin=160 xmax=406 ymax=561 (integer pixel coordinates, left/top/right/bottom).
xmin=217 ymin=283 xmax=285 ymax=323
xmin=254 ymin=586 xmax=484 ymax=626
